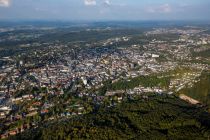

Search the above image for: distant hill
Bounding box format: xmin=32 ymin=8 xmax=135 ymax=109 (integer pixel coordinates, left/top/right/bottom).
xmin=11 ymin=94 xmax=210 ymax=140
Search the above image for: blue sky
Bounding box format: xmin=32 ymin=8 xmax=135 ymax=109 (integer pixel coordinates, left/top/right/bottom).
xmin=0 ymin=0 xmax=210 ymax=21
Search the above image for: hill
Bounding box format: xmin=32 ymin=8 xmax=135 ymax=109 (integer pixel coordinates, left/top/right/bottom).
xmin=10 ymin=94 xmax=210 ymax=140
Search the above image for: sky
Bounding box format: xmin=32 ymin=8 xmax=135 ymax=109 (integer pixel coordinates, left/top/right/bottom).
xmin=0 ymin=0 xmax=210 ymax=21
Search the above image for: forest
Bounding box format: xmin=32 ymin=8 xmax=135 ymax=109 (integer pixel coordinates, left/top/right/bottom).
xmin=11 ymin=94 xmax=210 ymax=140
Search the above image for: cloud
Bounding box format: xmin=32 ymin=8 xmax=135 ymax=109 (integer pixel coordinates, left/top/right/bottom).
xmin=103 ymin=0 xmax=111 ymax=6
xmin=84 ymin=0 xmax=96 ymax=6
xmin=147 ymin=4 xmax=172 ymax=13
xmin=0 ymin=0 xmax=10 ymax=7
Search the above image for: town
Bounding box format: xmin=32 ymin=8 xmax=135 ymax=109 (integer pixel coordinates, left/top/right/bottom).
xmin=0 ymin=24 xmax=210 ymax=139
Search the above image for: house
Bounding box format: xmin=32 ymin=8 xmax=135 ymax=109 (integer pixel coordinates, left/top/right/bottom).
xmin=105 ymin=90 xmax=124 ymax=96
xmin=41 ymin=109 xmax=49 ymax=114
xmin=1 ymin=133 xmax=8 ymax=139
xmin=8 ymin=130 xmax=17 ymax=136
xmin=0 ymin=106 xmax=11 ymax=111
xmin=26 ymin=111 xmax=38 ymax=117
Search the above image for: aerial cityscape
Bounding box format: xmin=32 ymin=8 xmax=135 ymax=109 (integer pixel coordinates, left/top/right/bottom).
xmin=0 ymin=0 xmax=210 ymax=139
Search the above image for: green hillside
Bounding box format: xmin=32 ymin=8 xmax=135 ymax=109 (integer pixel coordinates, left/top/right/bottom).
xmin=10 ymin=94 xmax=210 ymax=140
xmin=178 ymin=72 xmax=210 ymax=106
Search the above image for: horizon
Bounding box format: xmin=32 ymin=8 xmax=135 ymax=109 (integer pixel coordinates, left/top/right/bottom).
xmin=0 ymin=0 xmax=210 ymax=21
xmin=0 ymin=19 xmax=210 ymax=25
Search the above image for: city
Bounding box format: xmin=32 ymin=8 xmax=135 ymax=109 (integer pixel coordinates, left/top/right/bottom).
xmin=1 ymin=0 xmax=210 ymax=139
xmin=0 ymin=23 xmax=210 ymax=139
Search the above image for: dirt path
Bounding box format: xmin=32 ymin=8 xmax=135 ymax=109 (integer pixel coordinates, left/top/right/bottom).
xmin=179 ymin=94 xmax=200 ymax=105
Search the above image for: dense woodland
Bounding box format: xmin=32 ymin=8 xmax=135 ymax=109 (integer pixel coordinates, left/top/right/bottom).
xmin=11 ymin=94 xmax=210 ymax=140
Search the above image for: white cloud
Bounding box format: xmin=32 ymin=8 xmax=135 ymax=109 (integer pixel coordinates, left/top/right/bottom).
xmin=160 ymin=4 xmax=171 ymax=13
xmin=0 ymin=0 xmax=10 ymax=7
xmin=104 ymin=0 xmax=111 ymax=6
xmin=84 ymin=0 xmax=96 ymax=6
xmin=147 ymin=4 xmax=172 ymax=13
